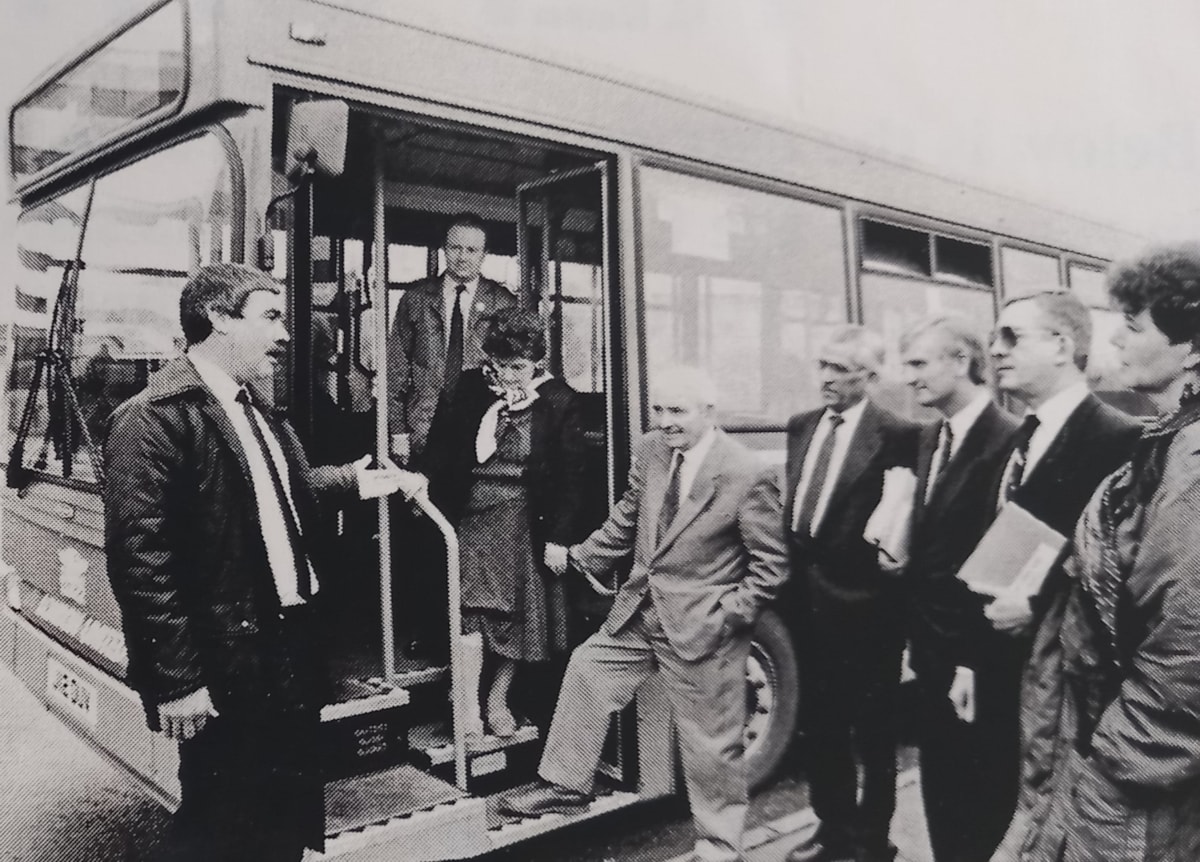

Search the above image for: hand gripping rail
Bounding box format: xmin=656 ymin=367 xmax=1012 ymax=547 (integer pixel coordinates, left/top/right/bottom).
xmin=409 ymin=490 xmax=468 ymax=790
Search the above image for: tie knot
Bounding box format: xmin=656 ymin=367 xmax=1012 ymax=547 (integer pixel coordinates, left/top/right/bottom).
xmin=940 ymin=419 xmax=953 ymax=444
xmin=1016 ymin=413 xmax=1041 ymax=446
xmin=236 ymin=388 xmax=253 ymax=407
xmin=828 ymin=412 xmax=844 ymax=429
xmin=455 ymin=283 xmax=467 ymax=296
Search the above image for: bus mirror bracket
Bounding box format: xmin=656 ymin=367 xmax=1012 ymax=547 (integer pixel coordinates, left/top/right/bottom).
xmin=257 ymin=99 xmax=349 ymax=272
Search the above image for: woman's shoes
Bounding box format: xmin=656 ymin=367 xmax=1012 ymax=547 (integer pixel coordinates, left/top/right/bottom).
xmin=486 ymin=701 xmax=518 ymax=737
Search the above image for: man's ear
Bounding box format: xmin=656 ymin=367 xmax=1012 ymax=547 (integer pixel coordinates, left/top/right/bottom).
xmin=206 ymin=304 xmax=235 ymax=336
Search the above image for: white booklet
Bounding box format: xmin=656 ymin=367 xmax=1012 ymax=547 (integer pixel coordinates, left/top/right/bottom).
xmin=864 ymin=467 xmax=918 ymax=572
xmin=957 ymin=503 xmax=1068 ymax=599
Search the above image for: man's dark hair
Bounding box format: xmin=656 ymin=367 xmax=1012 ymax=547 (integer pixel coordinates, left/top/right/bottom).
xmin=444 ymin=212 xmax=488 ymax=244
xmin=180 ymin=263 xmax=281 ymax=346
xmin=1108 ymin=243 xmax=1200 ymax=349
xmin=482 ymin=306 xmax=546 ymax=363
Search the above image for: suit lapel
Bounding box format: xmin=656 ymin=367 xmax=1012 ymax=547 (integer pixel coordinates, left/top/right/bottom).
xmin=786 ymin=413 xmax=821 ymax=516
xmin=912 ymin=422 xmax=939 ymax=526
xmin=655 ymin=434 xmax=725 ymax=555
xmin=1022 ymin=394 xmax=1097 ymax=491
xmin=925 ymin=403 xmax=1000 ymax=514
xmin=199 ymin=398 xmax=255 ymax=492
xmin=822 ymin=401 xmax=883 ymax=523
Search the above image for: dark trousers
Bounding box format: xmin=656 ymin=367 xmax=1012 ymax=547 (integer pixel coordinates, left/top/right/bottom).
xmin=801 ymin=600 xmax=904 ymax=855
xmin=162 ymin=610 xmax=323 ymax=862
xmin=915 ymin=646 xmax=1024 ymax=862
xmin=393 ymin=502 xmax=450 ymax=657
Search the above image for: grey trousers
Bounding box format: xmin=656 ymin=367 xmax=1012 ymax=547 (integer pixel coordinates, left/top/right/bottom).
xmin=539 ymin=603 xmax=752 ymax=862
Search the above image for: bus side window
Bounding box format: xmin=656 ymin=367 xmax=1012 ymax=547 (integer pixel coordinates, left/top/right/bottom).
xmin=638 ymin=168 xmax=847 ymax=440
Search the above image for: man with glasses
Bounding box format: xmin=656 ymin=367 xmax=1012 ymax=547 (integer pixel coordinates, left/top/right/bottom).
xmin=984 ymin=291 xmax=1139 ymax=857
xmin=784 ymin=326 xmax=920 ymax=862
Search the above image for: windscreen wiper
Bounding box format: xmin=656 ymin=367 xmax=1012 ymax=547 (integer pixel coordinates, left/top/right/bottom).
xmin=7 ymin=181 xmax=105 ymax=492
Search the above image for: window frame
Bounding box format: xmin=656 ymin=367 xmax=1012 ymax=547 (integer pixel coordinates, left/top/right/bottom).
xmin=9 ymin=0 xmax=191 ymax=194
xmin=2 ymin=123 xmax=245 ymax=489
xmin=631 ymin=154 xmax=852 ymax=434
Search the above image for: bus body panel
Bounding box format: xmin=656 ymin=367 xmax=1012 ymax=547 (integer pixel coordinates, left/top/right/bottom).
xmin=230 ymin=0 xmax=1143 ymax=261
xmin=7 ymin=605 xmax=177 ymax=805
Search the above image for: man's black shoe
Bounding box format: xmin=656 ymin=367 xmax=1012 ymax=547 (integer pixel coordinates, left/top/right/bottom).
xmin=785 ymin=828 xmax=855 ymax=862
xmin=497 ymin=780 xmax=594 ymax=817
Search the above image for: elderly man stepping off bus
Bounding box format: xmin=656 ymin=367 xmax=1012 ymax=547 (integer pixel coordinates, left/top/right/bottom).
xmin=500 ymin=366 xmax=788 ymax=862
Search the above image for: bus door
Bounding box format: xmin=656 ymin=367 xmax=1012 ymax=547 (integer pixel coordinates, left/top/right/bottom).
xmin=514 ymin=164 xmax=637 ymax=788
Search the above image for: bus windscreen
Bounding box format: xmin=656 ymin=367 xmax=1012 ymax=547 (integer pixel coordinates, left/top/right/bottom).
xmin=9 ymin=0 xmax=186 ymax=188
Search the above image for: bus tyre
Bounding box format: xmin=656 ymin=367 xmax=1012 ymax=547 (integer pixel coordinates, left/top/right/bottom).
xmin=744 ymin=608 xmax=799 ymax=793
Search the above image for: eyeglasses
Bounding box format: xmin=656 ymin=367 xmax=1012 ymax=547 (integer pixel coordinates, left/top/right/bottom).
xmin=990 ymin=326 xmax=1061 ymax=349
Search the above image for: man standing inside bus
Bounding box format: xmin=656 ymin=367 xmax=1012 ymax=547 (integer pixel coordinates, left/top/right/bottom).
xmin=784 ymin=326 xmax=920 ymax=862
xmin=500 ymin=366 xmax=788 ymax=862
xmin=387 ymin=211 xmax=516 ymax=462
xmin=387 ymin=212 xmax=515 ymax=659
xmin=104 ymin=263 xmax=418 ymax=862
xmin=899 ymin=316 xmax=1020 ymax=862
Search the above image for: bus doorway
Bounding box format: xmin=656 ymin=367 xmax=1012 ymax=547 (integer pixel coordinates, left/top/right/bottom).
xmin=270 ymin=92 xmax=632 ymax=830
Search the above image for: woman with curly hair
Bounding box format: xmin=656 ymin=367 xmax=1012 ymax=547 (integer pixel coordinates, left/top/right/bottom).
xmin=993 ymin=243 xmax=1200 ymax=862
xmin=422 ymin=307 xmax=589 ymax=737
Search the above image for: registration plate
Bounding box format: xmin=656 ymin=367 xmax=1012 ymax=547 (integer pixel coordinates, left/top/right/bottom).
xmin=46 ymin=656 xmax=98 ymax=727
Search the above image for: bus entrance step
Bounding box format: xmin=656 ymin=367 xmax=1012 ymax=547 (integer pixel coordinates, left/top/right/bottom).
xmin=324 ymin=763 xmax=465 ymax=836
xmin=409 ymin=722 xmax=543 ymax=783
xmin=321 ymin=684 xmax=412 ymax=779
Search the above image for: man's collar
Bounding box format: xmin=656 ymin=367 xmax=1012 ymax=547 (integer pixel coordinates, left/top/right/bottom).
xmin=675 ymin=426 xmax=718 ymax=463
xmin=1032 ymin=380 xmax=1090 ymax=426
xmin=187 ymin=352 xmax=242 ymax=404
xmin=443 ymin=273 xmax=481 ymax=293
xmin=947 ymin=390 xmax=992 ymax=439
xmin=827 ymin=398 xmax=868 ymax=424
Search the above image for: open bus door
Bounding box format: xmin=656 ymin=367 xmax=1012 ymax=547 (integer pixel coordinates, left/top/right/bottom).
xmin=514 ymin=163 xmax=639 ymax=789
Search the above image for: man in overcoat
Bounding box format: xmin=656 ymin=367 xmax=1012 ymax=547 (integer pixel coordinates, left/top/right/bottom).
xmin=104 ymin=263 xmax=415 ymax=861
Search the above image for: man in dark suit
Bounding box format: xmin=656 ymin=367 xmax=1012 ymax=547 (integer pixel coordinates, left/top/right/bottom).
xmin=983 ymin=291 xmax=1140 ymax=855
xmin=500 ymin=366 xmax=788 ymax=862
xmin=104 ymin=264 xmax=415 ymax=862
xmin=387 ymin=213 xmax=516 ymax=659
xmin=387 ymin=211 xmax=516 ymax=462
xmin=899 ymin=315 xmax=1020 ymax=862
xmin=784 ymin=326 xmax=921 ymax=862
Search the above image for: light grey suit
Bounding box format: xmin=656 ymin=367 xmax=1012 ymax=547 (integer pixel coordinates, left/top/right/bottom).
xmin=539 ymin=429 xmax=788 ymax=862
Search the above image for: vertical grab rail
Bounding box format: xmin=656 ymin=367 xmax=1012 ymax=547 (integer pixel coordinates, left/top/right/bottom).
xmin=410 ymin=491 xmax=467 ymax=790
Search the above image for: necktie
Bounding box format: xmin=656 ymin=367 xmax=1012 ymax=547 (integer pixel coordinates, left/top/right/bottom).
xmin=237 ymin=390 xmax=312 ymax=600
xmin=924 ymin=420 xmax=954 ymax=504
xmin=657 ymin=451 xmax=683 ymax=544
xmin=1005 ymin=414 xmax=1042 ymax=502
xmin=793 ymin=412 xmax=844 ymax=536
xmin=444 ymin=283 xmax=467 ymax=393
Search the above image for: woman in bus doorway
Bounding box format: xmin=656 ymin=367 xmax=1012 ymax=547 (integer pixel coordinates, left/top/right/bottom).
xmin=423 ymin=308 xmax=590 ymax=737
xmin=993 ymin=243 xmax=1200 ymax=862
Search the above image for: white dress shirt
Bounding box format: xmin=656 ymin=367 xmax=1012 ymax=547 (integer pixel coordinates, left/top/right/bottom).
xmin=926 ymin=391 xmax=993 ymax=499
xmin=189 ymin=354 xmax=317 ymax=605
xmin=792 ymin=398 xmax=868 ymax=535
xmin=672 ymin=427 xmax=718 ymax=501
xmin=442 ymin=274 xmax=480 ymax=345
xmin=999 ymin=380 xmax=1091 ymax=495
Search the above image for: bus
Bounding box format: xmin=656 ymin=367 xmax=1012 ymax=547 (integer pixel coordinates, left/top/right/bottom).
xmin=2 ymin=1 xmax=1146 ymax=858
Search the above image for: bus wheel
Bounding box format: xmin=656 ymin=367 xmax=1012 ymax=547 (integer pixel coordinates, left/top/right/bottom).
xmin=744 ymin=609 xmax=799 ymax=792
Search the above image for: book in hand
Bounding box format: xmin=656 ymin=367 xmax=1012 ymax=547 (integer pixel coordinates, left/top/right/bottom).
xmin=957 ymin=503 xmax=1068 ymax=599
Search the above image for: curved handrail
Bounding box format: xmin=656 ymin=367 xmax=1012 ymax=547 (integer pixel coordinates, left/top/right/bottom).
xmin=409 ymin=490 xmax=468 ymax=790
